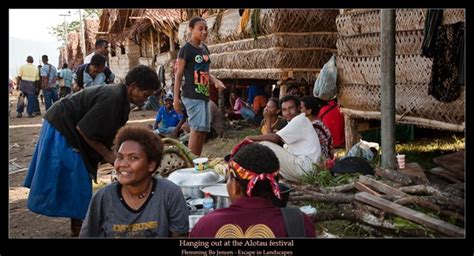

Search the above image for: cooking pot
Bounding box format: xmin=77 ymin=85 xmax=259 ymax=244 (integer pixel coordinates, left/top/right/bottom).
xmin=200 ymin=184 xmax=231 ymax=209
xmin=167 ymin=168 xmax=222 ymax=198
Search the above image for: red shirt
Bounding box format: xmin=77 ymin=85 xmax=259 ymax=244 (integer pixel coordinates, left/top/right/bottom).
xmin=189 ymin=197 xmax=315 ymax=238
xmin=318 ymin=100 xmax=345 ymax=147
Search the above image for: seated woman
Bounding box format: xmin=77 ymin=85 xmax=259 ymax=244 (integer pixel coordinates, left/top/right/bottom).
xmin=240 ymin=89 xmax=267 ymax=125
xmin=189 ymin=140 xmax=315 ymax=238
xmin=226 ymin=89 xmax=244 ymax=120
xmin=317 ymin=98 xmax=345 ymax=148
xmin=300 ymin=96 xmax=333 ymax=161
xmin=79 ymin=126 xmax=189 ymax=237
xmin=260 ymin=98 xmax=287 ymax=135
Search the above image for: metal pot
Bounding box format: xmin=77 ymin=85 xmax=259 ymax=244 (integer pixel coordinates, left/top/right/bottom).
xmin=167 ymin=168 xmax=222 ymax=198
xmin=200 ymin=184 xmax=231 ymax=209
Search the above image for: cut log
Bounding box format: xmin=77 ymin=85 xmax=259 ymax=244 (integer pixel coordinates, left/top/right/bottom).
xmin=398 ymin=162 xmax=429 ymax=184
xmin=394 ymin=196 xmax=464 ymax=224
xmin=291 ymin=190 xmax=354 ymax=204
xmin=432 ymin=151 xmax=464 ymax=179
xmin=430 ymin=167 xmax=463 ymax=183
xmin=355 ymin=192 xmax=465 ymax=237
xmin=319 ymin=183 xmax=355 ymax=193
xmin=358 ymin=175 xmax=407 ymax=197
xmin=375 ymin=168 xmax=425 ymax=186
xmin=354 ymin=181 xmax=381 ymax=196
xmin=399 ymin=184 xmax=446 ymax=197
xmin=426 ymin=196 xmax=464 ymax=212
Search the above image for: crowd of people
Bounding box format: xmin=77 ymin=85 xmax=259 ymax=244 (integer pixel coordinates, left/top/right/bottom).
xmin=15 ymin=15 xmax=346 ymax=239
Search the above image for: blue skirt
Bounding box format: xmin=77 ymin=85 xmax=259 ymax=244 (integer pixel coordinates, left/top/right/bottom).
xmin=23 ymin=120 xmax=92 ymax=220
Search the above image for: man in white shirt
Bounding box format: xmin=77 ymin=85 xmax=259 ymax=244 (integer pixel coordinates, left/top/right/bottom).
xmin=84 ymin=39 xmax=109 ymax=65
xmin=83 ymin=39 xmax=115 ymax=84
xmin=245 ymin=95 xmax=321 ymax=182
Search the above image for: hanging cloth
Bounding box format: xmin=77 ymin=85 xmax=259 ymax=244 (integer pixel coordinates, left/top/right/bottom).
xmin=428 ymin=22 xmax=464 ymax=103
xmin=421 ymin=10 xmax=443 ymax=58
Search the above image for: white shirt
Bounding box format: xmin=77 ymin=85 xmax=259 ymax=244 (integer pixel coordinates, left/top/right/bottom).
xmin=277 ymin=113 xmax=321 ymax=163
xmin=83 ymin=52 xmax=95 ymax=64
xmin=84 ymin=52 xmax=109 ymax=67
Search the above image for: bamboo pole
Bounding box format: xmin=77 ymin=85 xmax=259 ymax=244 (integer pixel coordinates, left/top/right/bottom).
xmin=340 ymin=108 xmax=464 ymax=132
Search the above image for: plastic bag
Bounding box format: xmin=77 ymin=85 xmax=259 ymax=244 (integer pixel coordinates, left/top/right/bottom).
xmin=346 ymin=140 xmax=380 ymax=162
xmin=313 ymin=54 xmax=337 ymax=100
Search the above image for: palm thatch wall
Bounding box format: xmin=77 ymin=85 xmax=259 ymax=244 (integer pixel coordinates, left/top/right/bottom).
xmin=58 ymin=18 xmax=99 ymax=70
xmin=336 ymin=9 xmax=465 ymax=131
xmin=178 ymin=9 xmax=339 ymax=84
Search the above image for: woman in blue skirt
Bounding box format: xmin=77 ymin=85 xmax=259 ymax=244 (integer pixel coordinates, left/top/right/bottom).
xmin=23 ymin=64 xmax=161 ymax=236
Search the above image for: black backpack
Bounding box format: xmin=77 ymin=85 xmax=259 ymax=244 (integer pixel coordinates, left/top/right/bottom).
xmin=281 ymin=207 xmax=306 ymax=237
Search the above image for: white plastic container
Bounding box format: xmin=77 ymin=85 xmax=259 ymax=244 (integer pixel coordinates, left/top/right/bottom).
xmin=202 ymin=192 xmax=214 ymax=214
xmin=193 ymin=157 xmax=209 ymax=172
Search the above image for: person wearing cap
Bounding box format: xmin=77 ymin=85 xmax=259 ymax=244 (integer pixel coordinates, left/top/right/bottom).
xmin=153 ymin=93 xmax=185 ymax=138
xmin=189 ymin=140 xmax=315 ymax=238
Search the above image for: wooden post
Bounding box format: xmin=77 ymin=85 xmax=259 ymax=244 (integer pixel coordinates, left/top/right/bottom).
xmin=218 ymin=89 xmax=225 ymax=115
xmin=380 ymin=9 xmax=397 ymax=169
xmin=150 ymin=29 xmax=155 ymax=60
xmin=278 ymin=80 xmax=287 ymax=98
xmin=157 ymin=32 xmax=161 ymax=54
xmin=344 ymin=115 xmax=361 ymax=151
xmin=169 ymin=29 xmax=175 ymax=52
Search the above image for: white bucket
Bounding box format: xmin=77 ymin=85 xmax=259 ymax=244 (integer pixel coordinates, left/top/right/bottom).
xmin=193 ymin=157 xmax=209 ymax=172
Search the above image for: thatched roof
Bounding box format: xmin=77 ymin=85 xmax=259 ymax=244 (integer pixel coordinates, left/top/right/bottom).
xmin=125 ymin=9 xmax=185 ymax=38
xmin=84 ymin=18 xmax=99 ymax=54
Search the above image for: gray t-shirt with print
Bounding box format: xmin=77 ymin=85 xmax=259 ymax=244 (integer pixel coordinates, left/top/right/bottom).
xmin=80 ymin=177 xmax=189 ymax=237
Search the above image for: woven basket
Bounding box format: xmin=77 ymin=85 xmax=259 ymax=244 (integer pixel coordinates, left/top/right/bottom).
xmin=259 ymin=9 xmax=338 ymax=34
xmin=178 ymin=9 xmax=339 ymax=45
xmin=211 ymin=48 xmax=335 ymax=70
xmin=208 ymin=32 xmax=337 ymax=54
xmin=337 ymin=9 xmax=464 ymax=37
xmin=337 ymin=30 xmax=425 ymax=56
xmin=211 ymin=69 xmax=320 ymax=84
xmin=337 ymin=55 xmax=432 ymax=85
xmin=336 ymin=9 xmax=465 ymax=129
xmin=338 ymin=83 xmax=465 ymax=126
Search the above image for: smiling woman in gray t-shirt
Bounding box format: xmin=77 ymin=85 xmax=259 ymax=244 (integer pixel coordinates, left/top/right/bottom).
xmin=79 ymin=126 xmax=189 ymax=237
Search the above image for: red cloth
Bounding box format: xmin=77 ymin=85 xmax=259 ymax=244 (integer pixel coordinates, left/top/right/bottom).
xmin=318 ymin=100 xmax=345 ymax=147
xmin=189 ymin=197 xmax=315 ymax=238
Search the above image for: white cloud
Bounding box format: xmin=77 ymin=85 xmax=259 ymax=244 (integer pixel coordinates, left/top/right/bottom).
xmin=9 ymin=9 xmax=77 ymax=42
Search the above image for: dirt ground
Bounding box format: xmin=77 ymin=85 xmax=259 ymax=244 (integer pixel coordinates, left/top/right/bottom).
xmin=8 ymin=92 xmax=256 ymax=238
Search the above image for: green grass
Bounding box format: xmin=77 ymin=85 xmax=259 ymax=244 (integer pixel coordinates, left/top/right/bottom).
xmin=202 ymin=127 xmax=260 ymax=158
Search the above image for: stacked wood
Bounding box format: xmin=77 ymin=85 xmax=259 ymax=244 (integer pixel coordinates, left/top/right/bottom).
xmin=289 ymin=164 xmax=465 ymax=237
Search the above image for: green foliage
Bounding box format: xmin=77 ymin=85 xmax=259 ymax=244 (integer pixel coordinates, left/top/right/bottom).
xmin=49 ymin=9 xmax=102 ymax=43
xmin=392 ymin=216 xmax=436 ymax=237
xmin=301 ymin=165 xmax=359 ymax=187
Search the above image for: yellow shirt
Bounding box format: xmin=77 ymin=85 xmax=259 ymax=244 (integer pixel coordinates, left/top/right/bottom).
xmin=18 ymin=63 xmax=39 ymax=82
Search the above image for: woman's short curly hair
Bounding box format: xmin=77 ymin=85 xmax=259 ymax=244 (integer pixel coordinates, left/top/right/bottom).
xmin=113 ymin=126 xmax=163 ymax=171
